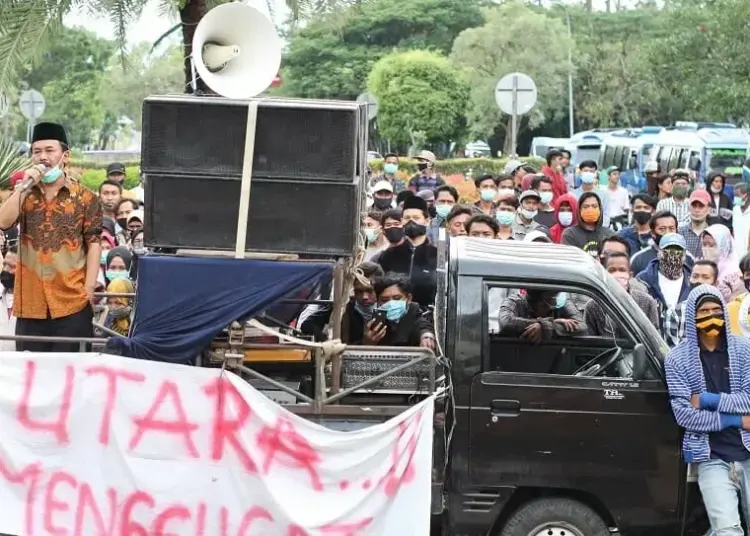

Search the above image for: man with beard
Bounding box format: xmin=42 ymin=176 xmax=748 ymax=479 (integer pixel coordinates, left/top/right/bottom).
xmin=377 ymin=196 xmax=437 ymax=309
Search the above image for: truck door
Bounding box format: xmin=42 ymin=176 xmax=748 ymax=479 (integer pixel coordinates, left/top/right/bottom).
xmin=470 ymin=281 xmax=683 ymax=533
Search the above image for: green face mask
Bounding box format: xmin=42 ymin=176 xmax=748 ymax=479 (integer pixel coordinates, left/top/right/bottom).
xmin=672 ymin=185 xmax=689 ymax=199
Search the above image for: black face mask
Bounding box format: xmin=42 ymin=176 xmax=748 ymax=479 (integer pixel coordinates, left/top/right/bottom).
xmin=417 ymin=163 xmax=429 ymax=172
xmin=404 ymin=220 xmax=427 ymax=239
xmin=116 ymin=218 xmax=127 ymax=229
xmin=0 ymin=271 xmax=14 ymax=290
xmin=632 ymin=211 xmax=651 ymax=225
xmin=384 ymin=227 xmax=404 ymax=244
xmin=428 ymin=205 xmax=437 ymax=218
xmin=373 ymin=198 xmax=392 ymax=211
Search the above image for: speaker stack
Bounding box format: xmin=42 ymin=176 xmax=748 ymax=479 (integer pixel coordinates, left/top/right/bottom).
xmin=140 ymin=3 xmax=368 ymax=257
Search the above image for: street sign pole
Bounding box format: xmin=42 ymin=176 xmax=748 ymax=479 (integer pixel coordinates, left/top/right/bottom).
xmin=510 ymin=76 xmax=518 ymax=158
xmin=19 ymin=89 xmax=46 ymax=143
xmin=495 ymin=73 xmax=538 ymax=159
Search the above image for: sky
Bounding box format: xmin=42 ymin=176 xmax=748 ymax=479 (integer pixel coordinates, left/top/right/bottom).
xmin=64 ymin=0 xmax=287 ymax=47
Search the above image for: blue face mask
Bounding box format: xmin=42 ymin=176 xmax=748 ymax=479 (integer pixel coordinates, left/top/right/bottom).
xmin=41 ymin=166 xmax=63 ymax=184
xmin=106 ymin=270 xmax=129 ymax=281
xmin=435 ymin=204 xmax=452 ymax=219
xmin=480 ymin=189 xmax=497 ymax=202
xmin=554 ymin=292 xmax=568 ymax=309
xmin=496 ymin=211 xmax=515 ymax=226
xmin=365 ymin=228 xmax=380 ymax=243
xmin=383 ymin=163 xmax=398 ymax=175
xmin=101 ymin=251 xmax=109 ymax=265
xmin=734 ymin=196 xmax=744 ymax=207
xmin=354 ymin=301 xmax=374 ymax=320
xmin=379 ymin=299 xmax=408 ymax=322
xmin=580 ymin=174 xmax=596 ymax=185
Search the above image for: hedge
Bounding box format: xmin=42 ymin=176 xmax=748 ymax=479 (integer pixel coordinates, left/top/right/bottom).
xmin=71 ymin=160 xmax=141 ymax=170
xmin=369 ymin=156 xmax=545 ymax=176
xmin=68 ymin=157 xmax=546 ymax=193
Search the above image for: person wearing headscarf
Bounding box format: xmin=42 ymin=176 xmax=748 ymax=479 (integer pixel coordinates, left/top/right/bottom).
xmin=104 ymin=277 xmax=134 ymax=336
xmin=104 ymin=246 xmax=133 ymax=285
xmin=126 ymin=209 xmax=144 ymax=236
xmin=549 ymin=193 xmax=578 ymax=244
xmin=701 ymin=224 xmax=743 ymax=301
xmin=129 ymin=229 xmax=145 ymax=281
xmin=665 ymin=285 xmax=750 ymax=536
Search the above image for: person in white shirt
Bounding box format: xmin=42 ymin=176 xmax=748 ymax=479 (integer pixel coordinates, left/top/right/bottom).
xmin=0 ymin=248 xmax=17 ymax=350
xmin=733 ymin=182 xmax=750 ymax=258
xmin=602 ymin=166 xmax=630 ymax=222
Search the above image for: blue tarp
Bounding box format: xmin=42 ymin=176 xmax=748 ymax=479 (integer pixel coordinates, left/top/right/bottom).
xmin=106 ymin=255 xmax=332 ymax=364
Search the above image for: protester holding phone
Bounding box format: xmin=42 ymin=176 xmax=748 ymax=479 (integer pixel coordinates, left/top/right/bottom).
xmin=363 ymin=273 xmax=435 ymax=350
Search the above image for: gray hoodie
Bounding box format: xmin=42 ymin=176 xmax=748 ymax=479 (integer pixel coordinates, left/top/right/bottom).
xmin=561 ymin=191 xmax=614 ymax=257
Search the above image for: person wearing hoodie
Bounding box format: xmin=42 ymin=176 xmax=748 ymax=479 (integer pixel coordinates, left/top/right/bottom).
xmin=636 ymin=233 xmax=692 ymax=334
xmin=665 ymin=284 xmax=750 ymax=536
xmin=619 ymin=193 xmax=657 ymax=256
xmin=561 ymin=191 xmax=614 ymax=257
xmin=550 ymin=193 xmax=577 ymax=244
xmin=541 ymin=149 xmax=568 ymax=199
xmin=574 ymin=171 xmax=611 ymax=228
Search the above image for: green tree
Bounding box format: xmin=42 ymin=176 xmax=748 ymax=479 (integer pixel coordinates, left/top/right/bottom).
xmin=13 ymin=27 xmax=115 ymax=147
xmin=280 ymin=0 xmax=484 ymax=100
xmin=449 ymin=2 xmax=572 ymax=153
xmin=367 ymin=50 xmax=468 ymax=151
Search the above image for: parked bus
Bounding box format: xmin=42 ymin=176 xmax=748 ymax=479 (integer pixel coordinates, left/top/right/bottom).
xmin=648 ymin=127 xmax=750 ymax=196
xmin=597 ymin=126 xmax=664 ymax=194
xmin=529 ymin=136 xmax=569 ymax=159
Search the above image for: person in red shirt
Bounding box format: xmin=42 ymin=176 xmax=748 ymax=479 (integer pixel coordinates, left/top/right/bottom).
xmin=541 ymin=149 xmax=568 ymax=199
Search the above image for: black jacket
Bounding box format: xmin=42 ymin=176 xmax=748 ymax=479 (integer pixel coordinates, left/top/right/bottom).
xmin=376 ymin=302 xmax=433 ymax=346
xmin=377 ymin=240 xmax=437 ymax=308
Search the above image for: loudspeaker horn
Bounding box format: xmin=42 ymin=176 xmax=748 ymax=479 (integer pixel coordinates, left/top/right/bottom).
xmin=192 ymin=2 xmax=282 ymax=99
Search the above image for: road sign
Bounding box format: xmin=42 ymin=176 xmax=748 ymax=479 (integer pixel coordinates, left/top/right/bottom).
xmin=356 ymin=92 xmax=379 ymax=121
xmin=0 ymin=93 xmax=8 ymax=117
xmin=495 ymin=73 xmax=537 ymax=158
xmin=19 ymin=89 xmax=45 ymax=120
xmin=495 ymin=72 xmax=537 ymax=116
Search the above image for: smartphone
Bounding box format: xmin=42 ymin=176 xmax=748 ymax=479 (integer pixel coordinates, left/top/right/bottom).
xmin=372 ymin=309 xmax=387 ymax=328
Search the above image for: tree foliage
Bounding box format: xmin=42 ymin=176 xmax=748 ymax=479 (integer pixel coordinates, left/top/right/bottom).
xmin=449 ymin=2 xmax=572 ymax=151
xmin=280 ymin=0 xmax=483 ymax=100
xmin=368 ymin=50 xmax=468 ymax=151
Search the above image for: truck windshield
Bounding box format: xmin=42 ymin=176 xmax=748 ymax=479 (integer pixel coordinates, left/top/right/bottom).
xmin=602 ymin=266 xmax=669 ymax=359
xmin=708 ymin=148 xmax=746 ymax=176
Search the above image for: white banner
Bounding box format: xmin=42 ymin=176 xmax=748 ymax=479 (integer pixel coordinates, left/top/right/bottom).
xmin=0 ymin=353 xmax=434 ymax=535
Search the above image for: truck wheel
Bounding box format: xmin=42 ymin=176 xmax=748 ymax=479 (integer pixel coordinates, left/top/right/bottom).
xmin=499 ymin=497 xmax=610 ymax=536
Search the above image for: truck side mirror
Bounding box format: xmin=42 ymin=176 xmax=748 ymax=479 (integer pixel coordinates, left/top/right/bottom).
xmin=632 ymin=343 xmax=648 ymax=380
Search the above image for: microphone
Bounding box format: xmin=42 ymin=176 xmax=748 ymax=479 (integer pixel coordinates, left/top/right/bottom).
xmin=18 ymin=164 xmax=48 ymax=192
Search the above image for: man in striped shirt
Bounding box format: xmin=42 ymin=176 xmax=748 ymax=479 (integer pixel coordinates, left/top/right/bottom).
xmin=656 ymin=171 xmax=691 ymax=226
xmin=665 ymin=285 xmax=750 ymax=535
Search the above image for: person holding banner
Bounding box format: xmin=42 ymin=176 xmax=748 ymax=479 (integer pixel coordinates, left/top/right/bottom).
xmin=0 ymin=122 xmax=102 ymax=352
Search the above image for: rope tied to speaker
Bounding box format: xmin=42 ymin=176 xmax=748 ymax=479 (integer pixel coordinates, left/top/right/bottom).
xmin=247 ymin=319 xmax=346 ymax=361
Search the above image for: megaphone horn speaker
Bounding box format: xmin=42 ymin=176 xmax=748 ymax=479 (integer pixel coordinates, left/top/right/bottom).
xmin=192 ymin=2 xmax=282 ymax=99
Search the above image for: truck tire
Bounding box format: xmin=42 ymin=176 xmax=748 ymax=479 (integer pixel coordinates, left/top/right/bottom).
xmin=499 ymin=497 xmax=610 ymax=536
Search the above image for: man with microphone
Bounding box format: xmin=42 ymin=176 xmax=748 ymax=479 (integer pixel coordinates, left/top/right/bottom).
xmin=0 ymin=122 xmax=102 ymax=352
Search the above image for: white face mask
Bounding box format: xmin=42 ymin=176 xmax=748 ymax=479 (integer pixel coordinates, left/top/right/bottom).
xmin=702 ymin=246 xmax=719 ymax=262
xmin=558 ymin=212 xmax=573 ymax=227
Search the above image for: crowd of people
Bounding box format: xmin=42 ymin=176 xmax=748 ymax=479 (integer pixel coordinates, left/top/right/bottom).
xmin=7 ymin=123 xmax=750 ymax=534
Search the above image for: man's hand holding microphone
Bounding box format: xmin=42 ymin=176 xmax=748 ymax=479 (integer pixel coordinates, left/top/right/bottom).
xmin=17 ymin=164 xmax=48 ymax=192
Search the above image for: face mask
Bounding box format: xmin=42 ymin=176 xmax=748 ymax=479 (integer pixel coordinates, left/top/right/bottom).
xmin=696 ymin=313 xmax=725 ymax=338
xmin=373 ymin=198 xmax=392 ymax=211
xmin=558 ymin=212 xmax=573 ymax=227
xmin=613 ymin=273 xmax=630 ymax=290
xmin=379 ymin=299 xmax=408 ymax=322
xmin=354 ymin=301 xmax=374 ymax=321
xmin=710 ymin=186 xmax=722 ymax=194
xmin=133 ymin=246 xmax=146 ymax=256
xmin=539 ymin=192 xmax=553 ymax=205
xmin=41 ymin=166 xmax=63 ymax=184
xmin=633 ymin=211 xmax=651 ymax=225
xmin=735 ymin=196 xmax=744 ymax=207
xmin=383 ymin=163 xmax=398 ymax=174
xmin=435 ymin=204 xmax=452 ymax=219
xmin=520 ymin=209 xmax=537 ymax=220
xmin=109 ymin=306 xmax=132 ymax=320
xmin=580 ymin=207 xmax=601 ymax=224
xmin=701 ymin=246 xmax=719 ymax=262
xmin=480 ymin=189 xmax=496 ymax=202
xmin=672 ymin=185 xmax=689 ymax=199
xmin=496 ymin=211 xmax=515 ymax=226
xmin=417 ymin=163 xmax=429 ymax=172
xmin=658 ymin=249 xmax=685 ymax=280
xmin=365 ymin=228 xmax=380 ymax=243
xmin=384 ymin=227 xmax=404 ymax=244
xmin=580 ymin=174 xmax=595 ymax=185
xmin=0 ymin=271 xmax=14 ymax=290
xmin=106 ymin=270 xmax=129 ymax=281
xmin=101 ymin=251 xmax=109 ymax=265
xmin=404 ymin=220 xmax=427 ymax=239
xmin=498 ymin=188 xmax=515 ymax=198
xmin=116 ymin=217 xmax=128 ymax=229
xmin=545 ymin=293 xmax=567 ymax=309
xmin=428 ymin=206 xmax=437 ymax=218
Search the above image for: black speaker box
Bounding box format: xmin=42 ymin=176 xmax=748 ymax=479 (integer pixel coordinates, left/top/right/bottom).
xmin=140 ymin=95 xmax=368 ymax=256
